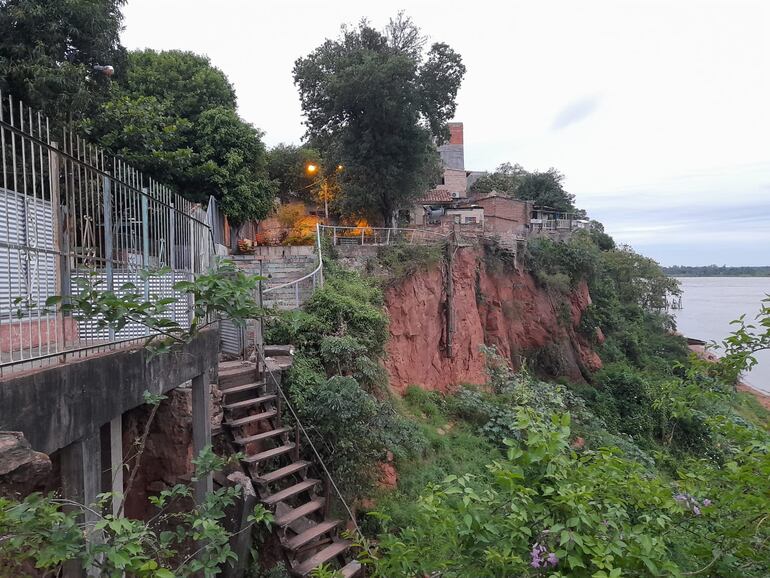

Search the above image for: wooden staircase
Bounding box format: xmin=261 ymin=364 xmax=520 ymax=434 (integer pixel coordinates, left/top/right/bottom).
xmin=218 ymin=361 xmax=361 ymax=578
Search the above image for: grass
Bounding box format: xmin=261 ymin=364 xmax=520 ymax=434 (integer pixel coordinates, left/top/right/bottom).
xmin=732 ymin=391 xmax=770 ymax=431
xmin=364 ymin=386 xmax=500 ymax=533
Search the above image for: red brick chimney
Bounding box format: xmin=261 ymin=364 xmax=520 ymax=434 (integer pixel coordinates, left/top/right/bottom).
xmin=448 ymin=122 xmax=463 ymax=145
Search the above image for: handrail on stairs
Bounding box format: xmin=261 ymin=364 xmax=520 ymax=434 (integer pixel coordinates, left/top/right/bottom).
xmin=260 ymin=351 xmax=361 ymax=535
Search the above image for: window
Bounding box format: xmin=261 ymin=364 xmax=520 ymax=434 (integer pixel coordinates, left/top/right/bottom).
xmin=453 ymin=215 xmax=461 ymax=224
xmin=465 ymin=216 xmax=477 ymax=224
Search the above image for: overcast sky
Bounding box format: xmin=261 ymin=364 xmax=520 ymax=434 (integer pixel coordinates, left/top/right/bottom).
xmin=122 ymin=0 xmax=770 ymax=266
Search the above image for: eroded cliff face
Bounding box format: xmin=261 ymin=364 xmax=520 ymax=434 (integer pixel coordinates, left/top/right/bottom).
xmin=384 ymin=246 xmax=601 ymax=393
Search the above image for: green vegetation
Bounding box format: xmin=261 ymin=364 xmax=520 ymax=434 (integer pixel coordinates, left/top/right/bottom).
xmin=265 ymin=260 xmax=424 ymax=500
xmin=293 ymin=12 xmax=465 ymax=225
xmin=470 ymin=162 xmax=582 ymax=213
xmin=86 ymin=49 xmax=276 ymax=222
xmin=663 ymin=265 xmax=770 ymax=277
xmin=0 ymin=0 xmax=126 ymax=122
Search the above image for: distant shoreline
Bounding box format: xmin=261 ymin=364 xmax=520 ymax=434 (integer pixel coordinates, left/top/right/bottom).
xmin=663 ymin=266 xmax=770 ymax=277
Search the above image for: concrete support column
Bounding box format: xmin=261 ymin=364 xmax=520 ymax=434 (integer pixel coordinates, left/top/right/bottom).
xmin=192 ymin=372 xmax=212 ymax=504
xmin=60 ymin=431 xmax=102 ymax=578
xmin=110 ymin=416 xmax=124 ymax=516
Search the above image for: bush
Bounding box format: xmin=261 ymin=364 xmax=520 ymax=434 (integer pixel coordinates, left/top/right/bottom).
xmin=376 ymin=243 xmax=444 ymax=281
xmin=290 ymin=374 xmax=424 ymax=499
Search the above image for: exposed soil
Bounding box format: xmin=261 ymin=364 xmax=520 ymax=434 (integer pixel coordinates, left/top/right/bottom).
xmin=383 ymin=246 xmax=601 ymax=394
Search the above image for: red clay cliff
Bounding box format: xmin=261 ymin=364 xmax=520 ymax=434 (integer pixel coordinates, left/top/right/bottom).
xmin=384 ymin=246 xmax=601 ymax=394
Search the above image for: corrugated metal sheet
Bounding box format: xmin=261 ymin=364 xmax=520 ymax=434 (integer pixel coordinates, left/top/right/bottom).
xmin=0 ymin=187 xmax=56 ymax=317
xmin=220 ymin=316 xmax=244 ymax=356
xmin=75 ymin=271 xmax=192 ymax=340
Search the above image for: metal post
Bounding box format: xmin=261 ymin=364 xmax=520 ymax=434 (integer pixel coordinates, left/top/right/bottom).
xmin=295 ymin=282 xmax=300 ymax=309
xmin=386 ymin=228 xmax=391 ymax=246
xmin=48 ymin=142 xmax=66 ymax=354
xmin=103 ymin=176 xmax=114 ymax=340
xmin=140 ymin=189 xmax=150 ymax=308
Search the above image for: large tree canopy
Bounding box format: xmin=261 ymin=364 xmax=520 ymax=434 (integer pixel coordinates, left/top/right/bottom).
xmin=293 ymin=13 xmax=466 ymax=225
xmin=471 ymin=163 xmax=579 ymax=213
xmin=0 ymin=0 xmax=126 ymax=121
xmin=85 ymin=50 xmax=275 ymax=222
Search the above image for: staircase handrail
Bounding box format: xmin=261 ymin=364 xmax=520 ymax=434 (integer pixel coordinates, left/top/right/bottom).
xmin=262 ymin=223 xmax=324 ymax=296
xmin=261 ymin=361 xmax=361 ymax=535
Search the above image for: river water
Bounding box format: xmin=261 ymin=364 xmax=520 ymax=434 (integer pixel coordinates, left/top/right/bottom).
xmin=672 ymin=277 xmax=770 ymax=393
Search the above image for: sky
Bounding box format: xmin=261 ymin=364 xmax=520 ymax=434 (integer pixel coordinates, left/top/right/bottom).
xmin=121 ymin=0 xmax=770 ymax=266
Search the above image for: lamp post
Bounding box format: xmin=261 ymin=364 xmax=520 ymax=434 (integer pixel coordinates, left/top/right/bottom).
xmin=305 ymin=163 xmax=343 ymax=222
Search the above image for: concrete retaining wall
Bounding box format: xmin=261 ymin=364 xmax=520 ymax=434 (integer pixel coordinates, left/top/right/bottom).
xmin=0 ymin=328 xmax=219 ymax=455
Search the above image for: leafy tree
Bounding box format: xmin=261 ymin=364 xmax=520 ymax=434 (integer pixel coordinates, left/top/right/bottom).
xmin=187 ymin=106 xmax=275 ymax=222
xmin=85 ymin=50 xmax=275 ymax=222
xmin=469 ymin=162 xmax=526 ymax=195
xmin=121 ymin=49 xmax=235 ymax=119
xmin=267 ymin=143 xmax=323 ymax=202
xmin=516 ymin=167 xmax=577 ymax=212
xmin=0 ymin=0 xmax=126 ymax=121
xmin=470 ymin=163 xmax=579 ymax=213
xmin=293 ymin=13 xmax=466 ymax=225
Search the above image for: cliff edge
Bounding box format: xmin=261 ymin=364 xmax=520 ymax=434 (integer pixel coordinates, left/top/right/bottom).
xmin=383 ymin=246 xmax=601 ymax=393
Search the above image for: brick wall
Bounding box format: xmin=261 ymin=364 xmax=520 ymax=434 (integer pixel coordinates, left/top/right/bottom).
xmin=436 ymin=168 xmax=468 ymax=197
xmin=448 ymin=122 xmax=463 ymax=145
xmin=475 ymin=197 xmax=532 ymax=234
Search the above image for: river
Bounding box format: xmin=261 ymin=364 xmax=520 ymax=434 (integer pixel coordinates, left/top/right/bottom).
xmin=672 ymin=277 xmax=770 ymax=393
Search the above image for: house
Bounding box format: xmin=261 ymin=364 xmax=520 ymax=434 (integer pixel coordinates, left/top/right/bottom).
xmin=468 ymin=191 xmax=532 ymax=236
xmin=409 ymin=123 xmax=469 ymax=225
xmin=530 ymin=207 xmax=590 ymax=235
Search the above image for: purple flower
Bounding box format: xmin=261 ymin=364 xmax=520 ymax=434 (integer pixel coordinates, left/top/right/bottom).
xmin=692 ymin=505 xmax=701 ymax=516
xmin=546 ymin=552 xmax=559 ymax=567
xmin=674 ymin=493 xmax=687 ymax=502
xmin=703 ymin=499 xmax=712 ymax=507
xmin=530 ymin=543 xmax=546 ymax=568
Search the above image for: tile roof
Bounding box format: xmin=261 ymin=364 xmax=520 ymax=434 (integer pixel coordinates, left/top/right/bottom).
xmin=418 ymin=189 xmax=454 ymax=204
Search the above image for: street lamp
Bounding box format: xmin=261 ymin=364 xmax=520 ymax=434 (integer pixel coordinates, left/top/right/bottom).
xmin=305 ymin=163 xmax=318 ymax=175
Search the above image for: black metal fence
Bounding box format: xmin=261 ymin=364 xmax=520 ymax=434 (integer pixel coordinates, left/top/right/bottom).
xmin=0 ymin=92 xmax=213 ymax=377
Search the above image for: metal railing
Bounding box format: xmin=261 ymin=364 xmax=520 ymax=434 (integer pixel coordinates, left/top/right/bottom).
xmin=260 ymin=224 xmax=450 ymax=311
xmin=0 ymin=93 xmax=213 ymax=378
xmin=261 ymin=224 xmax=325 ymax=310
xmin=322 ymin=224 xmax=448 ymax=247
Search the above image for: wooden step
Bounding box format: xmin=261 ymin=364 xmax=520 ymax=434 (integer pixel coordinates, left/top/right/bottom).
xmin=255 ymin=461 xmax=310 ymax=485
xmin=224 ymin=410 xmax=277 ymax=428
xmin=275 ymin=498 xmax=325 ymax=528
xmin=340 ymin=560 xmax=362 ymax=578
xmin=223 ymin=394 xmax=276 ymax=411
xmin=284 ymin=520 xmax=341 ymax=551
xmin=290 ymin=540 xmax=351 ymax=576
xmin=218 ymin=363 xmax=258 ymax=388
xmin=220 ymin=381 xmax=266 ymax=396
xmin=234 ymin=426 xmax=292 ymax=445
xmin=263 ymin=478 xmax=320 ymax=507
xmin=243 ymin=443 xmax=295 ymax=464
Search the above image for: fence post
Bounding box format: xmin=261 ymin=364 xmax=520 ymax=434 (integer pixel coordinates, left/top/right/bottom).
xmin=48 ymin=142 xmax=67 ymax=355
xmin=102 ymin=175 xmax=114 ymax=341
xmin=140 ymin=189 xmax=150 ymax=312
xmin=360 ymin=228 xmax=364 ymax=245
xmin=315 ymin=222 xmax=323 ymax=288
xmin=386 ymin=228 xmax=391 ymax=246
